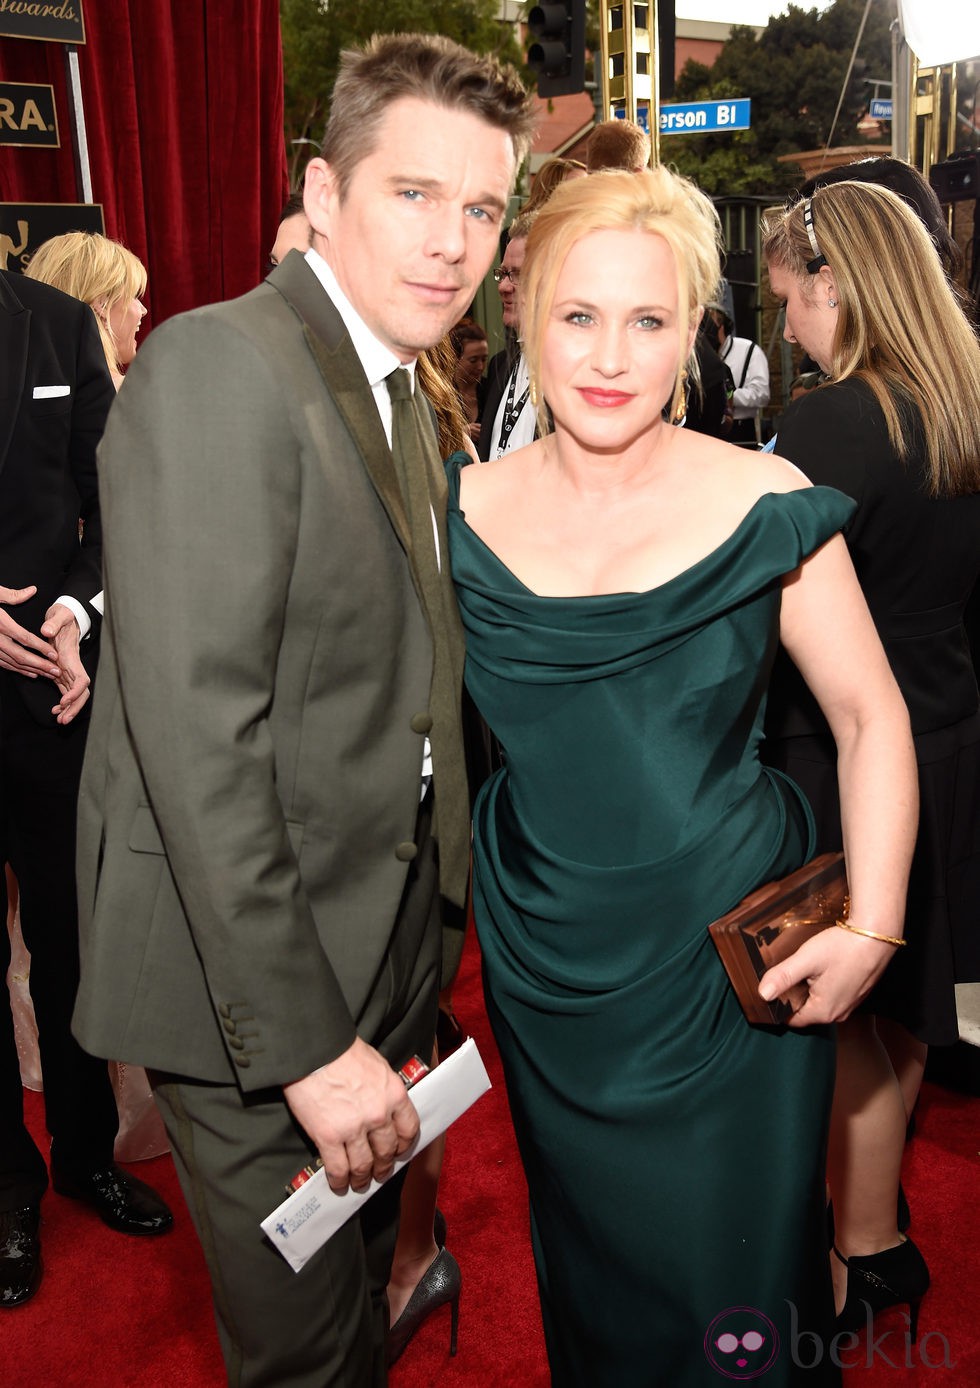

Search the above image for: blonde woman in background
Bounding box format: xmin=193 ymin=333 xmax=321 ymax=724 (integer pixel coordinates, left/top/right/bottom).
xmin=762 ymin=181 xmax=980 ymax=1338
xmin=26 ymin=231 xmax=147 ymax=390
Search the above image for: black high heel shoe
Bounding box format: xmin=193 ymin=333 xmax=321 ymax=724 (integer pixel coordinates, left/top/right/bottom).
xmin=387 ymin=1245 xmax=461 ymax=1365
xmin=833 ymin=1236 xmax=930 ymax=1342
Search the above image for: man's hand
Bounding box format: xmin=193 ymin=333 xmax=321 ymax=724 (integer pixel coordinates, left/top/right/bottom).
xmin=41 ymin=602 xmax=91 ymax=725
xmin=283 ymin=1036 xmax=419 ymax=1195
xmin=0 ymin=585 xmax=60 ymax=680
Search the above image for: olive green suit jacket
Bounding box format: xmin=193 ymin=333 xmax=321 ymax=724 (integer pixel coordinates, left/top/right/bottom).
xmin=73 ymin=252 xmax=464 ymax=1090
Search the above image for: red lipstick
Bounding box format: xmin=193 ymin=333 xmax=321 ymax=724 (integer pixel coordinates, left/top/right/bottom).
xmin=578 ymin=389 xmax=633 ymax=408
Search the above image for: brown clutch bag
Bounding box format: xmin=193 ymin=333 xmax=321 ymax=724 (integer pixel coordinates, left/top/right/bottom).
xmin=707 ymin=852 xmax=847 ymax=1025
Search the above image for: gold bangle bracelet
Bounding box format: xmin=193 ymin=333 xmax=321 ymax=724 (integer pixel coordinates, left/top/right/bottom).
xmin=836 ymin=919 xmax=907 ymax=948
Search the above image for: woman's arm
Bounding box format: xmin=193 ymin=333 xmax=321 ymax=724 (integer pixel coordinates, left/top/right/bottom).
xmin=759 ymin=532 xmax=918 ymax=1027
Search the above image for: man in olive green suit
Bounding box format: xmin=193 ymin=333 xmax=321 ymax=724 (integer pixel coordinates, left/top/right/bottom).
xmin=73 ymin=35 xmax=534 ymax=1388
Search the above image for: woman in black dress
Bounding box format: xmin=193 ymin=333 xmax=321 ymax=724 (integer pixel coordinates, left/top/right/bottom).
xmin=762 ymin=181 xmax=980 ymax=1337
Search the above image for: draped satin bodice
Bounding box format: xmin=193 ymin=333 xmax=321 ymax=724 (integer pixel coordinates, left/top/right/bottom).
xmin=449 ymin=458 xmax=855 ymax=872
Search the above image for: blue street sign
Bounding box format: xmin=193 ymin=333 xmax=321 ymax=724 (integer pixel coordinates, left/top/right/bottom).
xmin=870 ymin=97 xmax=892 ymax=120
xmin=659 ymin=99 xmax=751 ymax=135
xmin=613 ymin=107 xmax=650 ymax=134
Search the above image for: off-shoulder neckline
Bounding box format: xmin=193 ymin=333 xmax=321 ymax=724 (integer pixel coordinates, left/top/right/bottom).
xmin=448 ymin=471 xmax=828 ymax=602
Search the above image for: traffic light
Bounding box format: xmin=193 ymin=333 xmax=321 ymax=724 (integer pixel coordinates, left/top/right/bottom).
xmin=526 ymin=1 xmax=586 ymax=99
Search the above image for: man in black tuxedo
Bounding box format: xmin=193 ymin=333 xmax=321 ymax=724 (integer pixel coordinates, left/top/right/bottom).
xmin=0 ymin=268 xmax=171 ymax=1311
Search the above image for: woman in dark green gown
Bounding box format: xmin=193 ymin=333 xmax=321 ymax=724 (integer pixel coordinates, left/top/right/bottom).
xmin=447 ymin=169 xmax=919 ymax=1385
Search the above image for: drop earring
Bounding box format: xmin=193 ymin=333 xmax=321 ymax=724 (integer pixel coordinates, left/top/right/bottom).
xmin=671 ymin=369 xmax=689 ymax=426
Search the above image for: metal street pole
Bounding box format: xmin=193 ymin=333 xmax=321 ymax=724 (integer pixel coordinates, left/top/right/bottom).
xmin=597 ymin=0 xmax=661 ymax=164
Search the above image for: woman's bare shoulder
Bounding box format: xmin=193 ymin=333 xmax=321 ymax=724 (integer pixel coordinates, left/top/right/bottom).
xmin=457 ymin=439 xmax=548 ymax=511
xmin=702 ymin=442 xmax=810 ymax=496
xmin=671 ymin=437 xmax=813 ymax=530
xmin=745 ymin=450 xmax=812 ymax=496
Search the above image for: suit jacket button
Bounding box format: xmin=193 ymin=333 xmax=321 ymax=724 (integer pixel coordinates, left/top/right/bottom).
xmin=228 ymin=1036 xmax=245 ymax=1050
xmin=234 ymin=1055 xmax=250 ymax=1068
xmin=219 ymin=1004 xmax=232 ymax=1018
xmin=395 ymin=841 xmax=418 ymax=862
xmin=410 ymin=712 xmax=433 ymax=734
xmin=223 ymin=1018 xmax=237 ymax=1034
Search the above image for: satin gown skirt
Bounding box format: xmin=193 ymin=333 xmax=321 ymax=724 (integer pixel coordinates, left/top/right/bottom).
xmin=475 ymin=773 xmax=836 ymax=1387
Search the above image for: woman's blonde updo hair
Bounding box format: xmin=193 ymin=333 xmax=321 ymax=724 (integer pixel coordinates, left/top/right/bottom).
xmin=520 ymin=166 xmax=724 ymax=427
xmin=25 ymin=231 xmax=147 ymax=375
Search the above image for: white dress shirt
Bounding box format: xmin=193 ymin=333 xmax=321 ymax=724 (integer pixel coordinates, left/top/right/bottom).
xmin=490 ymin=354 xmax=536 ymax=458
xmin=719 ymin=336 xmax=770 ymax=420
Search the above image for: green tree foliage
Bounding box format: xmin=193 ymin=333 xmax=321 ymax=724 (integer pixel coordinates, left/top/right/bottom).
xmin=666 ymin=0 xmax=895 ymax=196
xmin=280 ymin=0 xmax=526 ymax=187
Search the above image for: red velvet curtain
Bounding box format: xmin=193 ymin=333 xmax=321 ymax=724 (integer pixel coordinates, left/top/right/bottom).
xmin=0 ymin=1 xmax=288 ymax=329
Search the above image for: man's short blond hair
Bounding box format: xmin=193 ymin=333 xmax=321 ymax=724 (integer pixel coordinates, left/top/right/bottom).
xmin=584 ymin=119 xmax=651 ymax=173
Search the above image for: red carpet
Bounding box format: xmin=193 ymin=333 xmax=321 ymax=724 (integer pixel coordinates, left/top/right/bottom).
xmin=5 ymin=928 xmax=978 ymax=1386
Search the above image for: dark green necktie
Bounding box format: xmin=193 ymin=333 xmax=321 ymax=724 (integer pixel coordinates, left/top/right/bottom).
xmin=386 ymin=367 xmax=469 ymax=906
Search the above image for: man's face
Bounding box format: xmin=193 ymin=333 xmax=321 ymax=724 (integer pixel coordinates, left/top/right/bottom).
xmin=497 ymin=235 xmax=526 ymax=331
xmin=305 ymin=97 xmax=515 ymax=362
xmin=270 ymin=212 xmax=311 ymax=268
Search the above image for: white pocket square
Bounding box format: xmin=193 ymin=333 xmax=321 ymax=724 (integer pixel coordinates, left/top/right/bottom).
xmin=33 ymin=384 xmax=71 ymax=399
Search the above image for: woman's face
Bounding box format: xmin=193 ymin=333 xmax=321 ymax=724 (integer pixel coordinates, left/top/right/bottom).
xmin=767 ymin=260 xmax=837 ymax=374
xmin=455 ymin=338 xmax=488 ymax=388
xmin=539 ymin=228 xmax=687 ymax=453
xmin=108 ymin=292 xmax=148 ymax=367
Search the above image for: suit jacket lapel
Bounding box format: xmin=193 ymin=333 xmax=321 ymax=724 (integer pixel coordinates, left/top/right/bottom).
xmin=267 ymin=256 xmax=469 ymax=902
xmin=0 ymin=273 xmax=30 ymax=478
xmin=267 ymin=253 xmax=411 ymax=553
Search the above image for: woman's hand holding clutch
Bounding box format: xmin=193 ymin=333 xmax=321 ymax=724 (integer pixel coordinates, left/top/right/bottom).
xmin=759 ymin=924 xmax=902 ymax=1028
